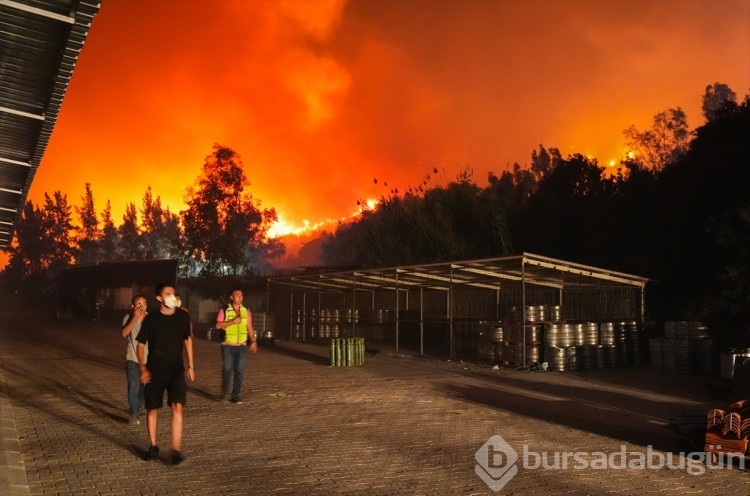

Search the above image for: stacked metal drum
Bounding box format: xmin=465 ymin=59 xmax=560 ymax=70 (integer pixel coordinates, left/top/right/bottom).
xmin=502 ymin=304 xmax=561 ymax=368
xmin=652 ymin=321 xmax=711 ymax=374
xmin=502 ymin=305 xmax=641 ymax=372
xmin=477 ymin=321 xmax=504 ymax=363
xmin=545 ymin=322 xmax=610 ymax=372
xmin=304 ymin=308 xmax=342 ymax=340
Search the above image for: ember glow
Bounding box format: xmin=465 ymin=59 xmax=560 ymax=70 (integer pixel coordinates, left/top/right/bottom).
xmin=12 ymin=0 xmax=750 ymax=250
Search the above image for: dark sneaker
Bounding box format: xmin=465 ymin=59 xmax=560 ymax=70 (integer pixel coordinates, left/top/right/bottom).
xmin=146 ymin=445 xmax=159 ymax=461
xmin=230 ymin=397 xmax=243 ymax=404
xmin=171 ymin=451 xmax=186 ymax=466
xmin=128 ymin=415 xmax=140 ymax=426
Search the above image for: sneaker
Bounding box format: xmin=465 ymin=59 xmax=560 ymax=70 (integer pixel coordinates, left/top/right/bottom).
xmin=230 ymin=397 xmax=243 ymax=404
xmin=146 ymin=445 xmax=159 ymax=461
xmin=128 ymin=415 xmax=140 ymax=426
xmin=171 ymin=451 xmax=186 ymax=466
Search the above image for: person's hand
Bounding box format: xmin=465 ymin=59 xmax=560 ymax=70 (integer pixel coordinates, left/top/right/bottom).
xmin=140 ymin=368 xmax=151 ymax=384
xmin=248 ymin=341 xmax=258 ymax=353
xmin=134 ymin=305 xmax=146 ymax=321
xmin=186 ymin=368 xmax=195 ymax=382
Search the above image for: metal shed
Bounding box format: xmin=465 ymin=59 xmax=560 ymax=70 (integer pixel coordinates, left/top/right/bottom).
xmin=267 ymin=252 xmax=649 ymax=368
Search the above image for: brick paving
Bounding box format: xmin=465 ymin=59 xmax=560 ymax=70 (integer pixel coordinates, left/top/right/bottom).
xmin=1 ymin=296 xmax=749 ymax=495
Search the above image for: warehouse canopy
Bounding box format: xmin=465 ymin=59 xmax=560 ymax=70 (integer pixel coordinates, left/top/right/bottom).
xmin=268 ymin=252 xmax=648 ymax=293
xmin=0 ymin=0 xmax=102 ymax=248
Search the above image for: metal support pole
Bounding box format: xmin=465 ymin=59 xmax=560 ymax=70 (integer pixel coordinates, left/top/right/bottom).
xmin=419 ymin=287 xmax=424 ymax=357
xmin=352 ymin=277 xmax=357 ymax=338
xmin=395 ymin=271 xmax=400 ymax=353
xmin=289 ymin=287 xmax=294 ymax=340
xmin=521 ymin=259 xmax=526 ymax=367
xmin=302 ymin=292 xmax=306 ymax=341
xmin=448 ymin=268 xmax=454 ymax=361
xmin=495 ymin=289 xmax=500 ymax=321
xmin=317 ymin=277 xmax=322 ymax=341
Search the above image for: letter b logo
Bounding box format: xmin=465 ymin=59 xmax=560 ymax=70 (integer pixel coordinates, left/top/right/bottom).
xmin=475 ymin=435 xmax=519 ymax=491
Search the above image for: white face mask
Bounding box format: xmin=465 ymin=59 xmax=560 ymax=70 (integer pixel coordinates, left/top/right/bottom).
xmin=174 ymin=299 xmax=182 ymax=308
xmin=163 ymin=295 xmax=177 ymax=309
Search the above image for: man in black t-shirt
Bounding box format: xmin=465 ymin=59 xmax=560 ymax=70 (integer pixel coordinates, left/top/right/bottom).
xmin=137 ymin=283 xmax=195 ymax=465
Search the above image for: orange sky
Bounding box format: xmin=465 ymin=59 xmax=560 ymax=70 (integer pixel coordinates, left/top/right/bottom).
xmin=10 ymin=0 xmax=750 ymax=260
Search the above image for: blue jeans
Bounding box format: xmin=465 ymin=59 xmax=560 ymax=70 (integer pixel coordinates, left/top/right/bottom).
xmin=222 ymin=345 xmax=247 ymax=400
xmin=125 ymin=360 xmax=145 ymax=417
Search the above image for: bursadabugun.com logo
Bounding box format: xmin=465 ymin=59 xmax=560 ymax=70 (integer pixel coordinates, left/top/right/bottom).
xmin=476 ymin=435 xmax=745 ymax=491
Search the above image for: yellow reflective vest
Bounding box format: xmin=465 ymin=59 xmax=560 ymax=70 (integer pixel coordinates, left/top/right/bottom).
xmin=224 ymin=305 xmax=250 ymax=345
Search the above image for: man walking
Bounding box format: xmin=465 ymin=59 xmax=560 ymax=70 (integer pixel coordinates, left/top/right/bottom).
xmin=137 ymin=283 xmax=195 ymax=465
xmin=215 ymin=288 xmax=257 ymax=403
xmin=121 ymin=294 xmax=147 ymax=425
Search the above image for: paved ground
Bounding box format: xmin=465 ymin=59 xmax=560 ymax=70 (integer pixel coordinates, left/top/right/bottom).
xmin=1 ymin=296 xmax=749 ymax=495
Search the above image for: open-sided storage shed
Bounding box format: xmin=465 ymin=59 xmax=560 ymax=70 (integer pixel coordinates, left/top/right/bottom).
xmin=267 ymin=253 xmax=648 ymax=367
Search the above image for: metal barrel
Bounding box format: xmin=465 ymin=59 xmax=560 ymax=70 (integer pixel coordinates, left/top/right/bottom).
xmin=536 ymin=305 xmax=547 ymax=322
xmin=599 ymin=322 xmax=615 ymax=346
xmin=559 ymin=324 xmax=574 ymax=348
xmin=525 ymin=343 xmax=541 ymax=364
xmin=577 ymin=345 xmax=595 ymax=371
xmin=544 ymin=323 xmax=560 ymax=347
xmin=595 ymin=345 xmax=606 ymax=369
xmin=567 ymin=346 xmax=578 ymax=371
xmin=664 ymin=321 xmax=676 ymax=339
xmin=585 ymin=322 xmax=599 ymax=346
xmin=604 ymin=345 xmax=617 ymax=368
xmin=673 ymin=339 xmax=690 ymax=373
xmin=494 ymin=343 xmax=504 ymax=363
xmin=524 ymin=305 xmax=537 ymax=323
xmin=546 ymin=346 xmax=567 ymax=372
xmin=525 ymin=325 xmax=542 ymax=344
xmin=649 ymin=337 xmax=663 ymax=369
xmin=573 ymin=323 xmax=585 ymax=346
xmin=662 ymin=338 xmax=676 ymax=372
xmin=548 ymin=305 xmax=561 ymax=322
xmin=487 ymin=323 xmax=504 ymax=343
xmin=479 ymin=342 xmax=495 ymax=363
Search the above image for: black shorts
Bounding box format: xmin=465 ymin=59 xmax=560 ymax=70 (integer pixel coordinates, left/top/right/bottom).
xmin=144 ymin=368 xmax=187 ymax=409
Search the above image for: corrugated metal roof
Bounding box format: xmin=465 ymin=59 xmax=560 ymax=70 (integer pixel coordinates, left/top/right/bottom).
xmin=268 ymin=252 xmax=649 ymax=293
xmin=0 ymin=0 xmax=102 ymax=248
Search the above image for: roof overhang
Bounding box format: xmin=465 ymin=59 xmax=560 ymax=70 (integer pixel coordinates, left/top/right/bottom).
xmin=269 ymin=252 xmax=649 ymax=293
xmin=0 ymin=0 xmax=102 ymax=248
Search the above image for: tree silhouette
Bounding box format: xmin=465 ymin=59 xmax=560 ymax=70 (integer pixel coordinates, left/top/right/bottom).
xmin=702 ymin=82 xmax=738 ymax=122
xmin=118 ymin=202 xmax=142 ymax=261
xmin=624 ymin=107 xmax=691 ymax=171
xmin=76 ymin=183 xmax=99 ymax=264
xmin=42 ymin=191 xmax=76 ymax=272
xmin=181 ymin=144 xmax=282 ymax=279
xmin=99 ymin=200 xmax=118 ymax=262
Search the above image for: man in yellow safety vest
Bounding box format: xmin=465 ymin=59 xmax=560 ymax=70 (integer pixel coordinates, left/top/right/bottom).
xmin=214 ymin=288 xmax=257 ymax=403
